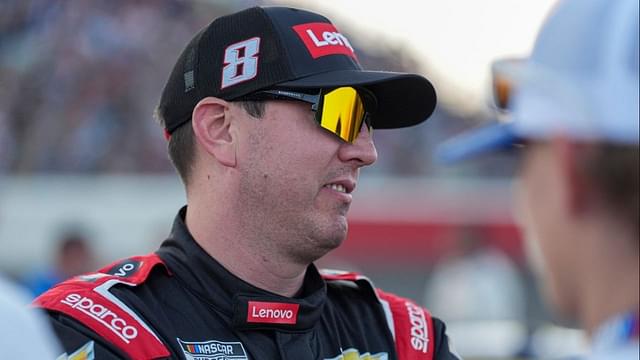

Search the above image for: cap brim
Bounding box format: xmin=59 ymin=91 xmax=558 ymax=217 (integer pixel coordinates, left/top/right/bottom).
xmin=435 ymin=122 xmax=521 ymax=164
xmin=278 ymin=70 xmax=437 ymax=129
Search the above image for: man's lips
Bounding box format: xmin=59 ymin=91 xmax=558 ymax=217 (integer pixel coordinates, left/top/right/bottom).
xmin=322 ymin=179 xmax=355 ymax=194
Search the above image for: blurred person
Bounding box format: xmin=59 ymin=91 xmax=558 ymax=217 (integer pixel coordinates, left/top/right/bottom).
xmin=0 ymin=275 xmax=62 ymax=359
xmin=425 ymin=227 xmax=525 ymax=322
xmin=424 ymin=228 xmax=527 ymax=357
xmin=34 ymin=6 xmax=459 ymax=360
xmin=0 ymin=171 xmax=61 ymax=357
xmin=438 ymin=0 xmax=639 ymax=358
xmin=425 ymin=226 xmax=525 ymax=321
xmin=23 ymin=229 xmax=96 ymax=297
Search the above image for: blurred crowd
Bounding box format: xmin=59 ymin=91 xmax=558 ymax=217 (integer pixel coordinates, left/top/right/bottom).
xmin=0 ymin=0 xmax=510 ymax=176
xmin=0 ymin=0 xmax=224 ymax=173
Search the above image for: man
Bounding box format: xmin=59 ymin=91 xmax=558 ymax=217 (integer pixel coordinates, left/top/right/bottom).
xmin=23 ymin=230 xmax=96 ymax=297
xmin=35 ymin=6 xmax=459 ymax=360
xmin=437 ymin=0 xmax=639 ymax=358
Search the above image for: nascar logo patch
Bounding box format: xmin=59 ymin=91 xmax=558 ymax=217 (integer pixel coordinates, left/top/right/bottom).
xmin=177 ymin=338 xmax=248 ymax=360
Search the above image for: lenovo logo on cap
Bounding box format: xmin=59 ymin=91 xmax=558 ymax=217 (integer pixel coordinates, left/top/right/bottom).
xmin=292 ymin=22 xmax=357 ymax=60
xmin=247 ymin=301 xmax=299 ymax=325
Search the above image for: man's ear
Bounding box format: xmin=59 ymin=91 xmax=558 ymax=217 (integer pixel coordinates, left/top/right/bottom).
xmin=192 ymin=97 xmax=236 ymax=167
xmin=554 ymin=137 xmax=589 ymax=215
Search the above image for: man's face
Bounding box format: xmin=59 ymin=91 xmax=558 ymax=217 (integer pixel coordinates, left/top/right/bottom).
xmin=515 ymin=142 xmax=579 ymax=319
xmin=234 ymin=99 xmax=377 ymax=263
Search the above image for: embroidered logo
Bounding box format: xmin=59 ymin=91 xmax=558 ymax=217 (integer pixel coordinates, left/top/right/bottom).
xmin=405 ymin=301 xmax=429 ymax=353
xmin=106 ymin=259 xmax=142 ymax=277
xmin=292 ymin=22 xmax=356 ymax=59
xmin=60 ymin=294 xmax=138 ymax=343
xmin=221 ymin=37 xmax=260 ymax=89
xmin=177 ymin=338 xmax=248 ymax=360
xmin=56 ymin=341 xmax=95 ymax=360
xmin=246 ymin=301 xmax=299 ymax=325
xmin=325 ymin=348 xmax=388 ymax=360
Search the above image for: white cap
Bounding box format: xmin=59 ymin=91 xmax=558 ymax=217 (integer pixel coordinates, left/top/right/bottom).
xmin=437 ymin=0 xmax=639 ymax=163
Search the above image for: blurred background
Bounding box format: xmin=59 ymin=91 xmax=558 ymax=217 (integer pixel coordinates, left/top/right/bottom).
xmin=0 ymin=0 xmax=588 ymax=358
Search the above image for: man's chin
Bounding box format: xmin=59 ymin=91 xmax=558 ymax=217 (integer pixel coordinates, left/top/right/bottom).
xmin=315 ymin=226 xmax=347 ymax=253
xmin=302 ymin=227 xmax=348 ymax=263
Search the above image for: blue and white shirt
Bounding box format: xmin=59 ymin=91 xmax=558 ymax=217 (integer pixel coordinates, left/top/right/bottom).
xmin=589 ymin=312 xmax=639 ymax=360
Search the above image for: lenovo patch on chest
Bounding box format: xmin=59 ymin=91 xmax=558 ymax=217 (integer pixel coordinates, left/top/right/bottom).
xmin=177 ymin=339 xmax=248 ymax=360
xmin=246 ymin=300 xmax=299 ymax=325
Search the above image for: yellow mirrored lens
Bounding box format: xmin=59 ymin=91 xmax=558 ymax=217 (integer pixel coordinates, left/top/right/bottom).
xmin=319 ymin=87 xmax=365 ymax=143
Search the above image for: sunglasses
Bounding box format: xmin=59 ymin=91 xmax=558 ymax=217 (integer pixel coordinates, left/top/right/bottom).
xmin=240 ymin=86 xmax=377 ymax=143
xmin=491 ymin=58 xmax=526 ymax=114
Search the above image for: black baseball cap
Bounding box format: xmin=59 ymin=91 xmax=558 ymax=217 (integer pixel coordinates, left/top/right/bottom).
xmin=158 ymin=6 xmax=437 ymax=135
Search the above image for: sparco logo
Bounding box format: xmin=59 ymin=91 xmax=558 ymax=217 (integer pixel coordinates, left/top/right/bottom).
xmin=61 ymin=293 xmax=138 ymax=343
xmin=246 ymin=301 xmax=299 ymax=325
xmin=405 ymin=301 xmax=428 ymax=352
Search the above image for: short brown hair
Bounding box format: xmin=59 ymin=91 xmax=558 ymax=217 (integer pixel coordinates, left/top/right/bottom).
xmin=581 ymin=143 xmax=639 ymax=240
xmin=156 ymin=101 xmax=266 ymax=185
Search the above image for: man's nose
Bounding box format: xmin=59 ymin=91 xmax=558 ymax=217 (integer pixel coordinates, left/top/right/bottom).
xmin=337 ymin=125 xmax=378 ymax=167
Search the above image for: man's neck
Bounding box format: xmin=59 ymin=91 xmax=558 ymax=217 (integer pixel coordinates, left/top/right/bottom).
xmin=578 ymin=227 xmax=639 ymax=337
xmin=582 ymin=270 xmax=639 ymax=338
xmin=184 ymin=202 xmax=308 ymax=298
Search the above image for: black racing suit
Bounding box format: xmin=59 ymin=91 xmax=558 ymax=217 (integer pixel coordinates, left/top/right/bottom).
xmin=36 ymin=208 xmax=460 ymax=360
